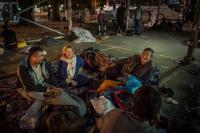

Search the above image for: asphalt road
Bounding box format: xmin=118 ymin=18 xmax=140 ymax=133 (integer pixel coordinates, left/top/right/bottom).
xmin=0 ymin=30 xmax=199 ymax=132
xmin=0 ymin=31 xmax=199 ymax=78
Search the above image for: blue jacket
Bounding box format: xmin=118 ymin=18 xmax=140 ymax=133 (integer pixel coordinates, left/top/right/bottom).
xmin=57 ymin=55 xmax=85 ymax=87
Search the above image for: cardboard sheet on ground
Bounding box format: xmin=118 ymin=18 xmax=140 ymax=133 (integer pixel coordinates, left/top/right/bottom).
xmin=90 ymin=96 xmax=115 ymax=115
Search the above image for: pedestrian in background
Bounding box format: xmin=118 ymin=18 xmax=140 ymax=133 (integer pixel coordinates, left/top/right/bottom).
xmin=2 ymin=4 xmax=10 ymax=26
xmin=97 ymin=5 xmax=107 ymax=36
xmin=134 ymin=3 xmax=143 ymax=35
xmin=116 ymin=2 xmax=126 ymax=35
xmin=111 ymin=4 xmax=117 ymax=35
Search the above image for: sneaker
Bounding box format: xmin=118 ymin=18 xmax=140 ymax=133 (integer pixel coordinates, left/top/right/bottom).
xmin=166 ymin=97 xmax=179 ymax=104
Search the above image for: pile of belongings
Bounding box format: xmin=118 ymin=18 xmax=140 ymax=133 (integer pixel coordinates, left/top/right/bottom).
xmin=0 ymin=76 xmax=32 ymax=131
xmin=80 ymin=47 xmax=114 ymax=79
xmin=0 ymin=76 xmax=87 ymax=132
xmin=71 ymin=27 xmax=96 ymax=43
xmin=80 ymin=47 xmax=113 ymax=71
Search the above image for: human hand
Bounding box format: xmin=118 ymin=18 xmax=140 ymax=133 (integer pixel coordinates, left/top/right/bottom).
xmin=49 ymin=87 xmax=62 ymax=96
xmin=124 ymin=73 xmax=132 ymax=78
xmin=70 ymin=80 xmax=78 ymax=87
xmin=99 ymin=66 xmax=108 ymax=72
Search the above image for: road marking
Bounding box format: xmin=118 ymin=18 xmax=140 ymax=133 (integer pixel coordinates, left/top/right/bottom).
xmin=160 ymin=65 xmax=169 ymax=69
xmin=27 ymin=36 xmax=65 ymax=43
xmin=161 ymin=72 xmax=178 ymax=86
xmin=100 ymin=47 xmax=117 ymax=51
xmin=157 ymin=54 xmax=178 ymax=60
xmin=111 ymin=46 xmax=179 ymax=60
xmin=119 ymin=57 xmax=128 ymax=59
xmin=175 ymin=44 xmax=186 ymax=47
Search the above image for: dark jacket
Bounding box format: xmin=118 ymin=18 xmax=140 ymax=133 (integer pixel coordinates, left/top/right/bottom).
xmin=17 ymin=56 xmax=57 ymax=92
xmin=57 ymin=55 xmax=85 ymax=88
xmin=116 ymin=6 xmax=126 ymax=20
xmin=120 ymin=54 xmax=154 ymax=85
xmin=96 ymin=109 xmax=148 ymax=133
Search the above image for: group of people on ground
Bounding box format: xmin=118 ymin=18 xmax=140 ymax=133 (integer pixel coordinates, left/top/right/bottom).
xmin=152 ymin=18 xmax=183 ymax=32
xmin=97 ymin=3 xmax=143 ymax=36
xmin=16 ymin=44 xmax=165 ymax=132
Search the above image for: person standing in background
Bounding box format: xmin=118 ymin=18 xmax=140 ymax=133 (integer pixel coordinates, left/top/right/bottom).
xmin=2 ymin=4 xmax=10 ymax=26
xmin=111 ymin=4 xmax=117 ymax=35
xmin=116 ymin=2 xmax=126 ymax=35
xmin=134 ymin=3 xmax=143 ymax=35
xmin=97 ymin=5 xmax=107 ymax=36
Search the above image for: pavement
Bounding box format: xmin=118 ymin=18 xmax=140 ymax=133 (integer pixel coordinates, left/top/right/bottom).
xmin=0 ymin=30 xmax=200 ymax=132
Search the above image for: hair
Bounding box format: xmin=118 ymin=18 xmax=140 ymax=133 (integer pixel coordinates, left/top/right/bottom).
xmin=132 ymin=86 xmax=162 ymax=121
xmin=143 ymin=48 xmax=154 ymax=58
xmin=136 ymin=2 xmax=141 ymax=6
xmin=28 ymin=46 xmax=43 ymax=59
xmin=62 ymin=45 xmax=74 ymax=55
xmin=143 ymin=48 xmax=154 ymax=54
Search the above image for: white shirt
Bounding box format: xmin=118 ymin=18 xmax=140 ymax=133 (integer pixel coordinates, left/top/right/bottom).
xmin=32 ymin=65 xmax=44 ymax=84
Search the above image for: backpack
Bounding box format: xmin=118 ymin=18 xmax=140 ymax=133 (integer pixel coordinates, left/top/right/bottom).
xmin=39 ymin=104 xmax=86 ymax=133
xmin=114 ymin=90 xmax=133 ymax=111
xmin=146 ymin=66 xmax=160 ymax=85
xmin=80 ymin=47 xmax=113 ymax=71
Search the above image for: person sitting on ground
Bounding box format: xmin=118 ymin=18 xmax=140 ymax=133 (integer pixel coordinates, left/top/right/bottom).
xmin=18 ymin=46 xmax=58 ymax=95
xmin=94 ymin=86 xmax=163 ymax=133
xmin=57 ymin=45 xmax=91 ymax=89
xmin=17 ymin=46 xmax=87 ymax=116
xmin=0 ymin=25 xmax=17 ymax=50
xmin=100 ymin=48 xmax=155 ymax=85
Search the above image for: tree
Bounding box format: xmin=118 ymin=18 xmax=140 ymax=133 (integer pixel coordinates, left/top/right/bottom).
xmin=68 ymin=0 xmax=72 ymax=35
xmin=184 ymin=0 xmax=200 ymax=64
xmin=18 ymin=0 xmax=35 ymax=24
xmin=51 ymin=0 xmax=61 ymax=21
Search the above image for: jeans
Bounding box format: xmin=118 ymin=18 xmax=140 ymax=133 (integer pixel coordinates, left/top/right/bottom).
xmin=135 ymin=19 xmax=142 ymax=34
xmin=19 ymin=89 xmax=86 ymax=116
